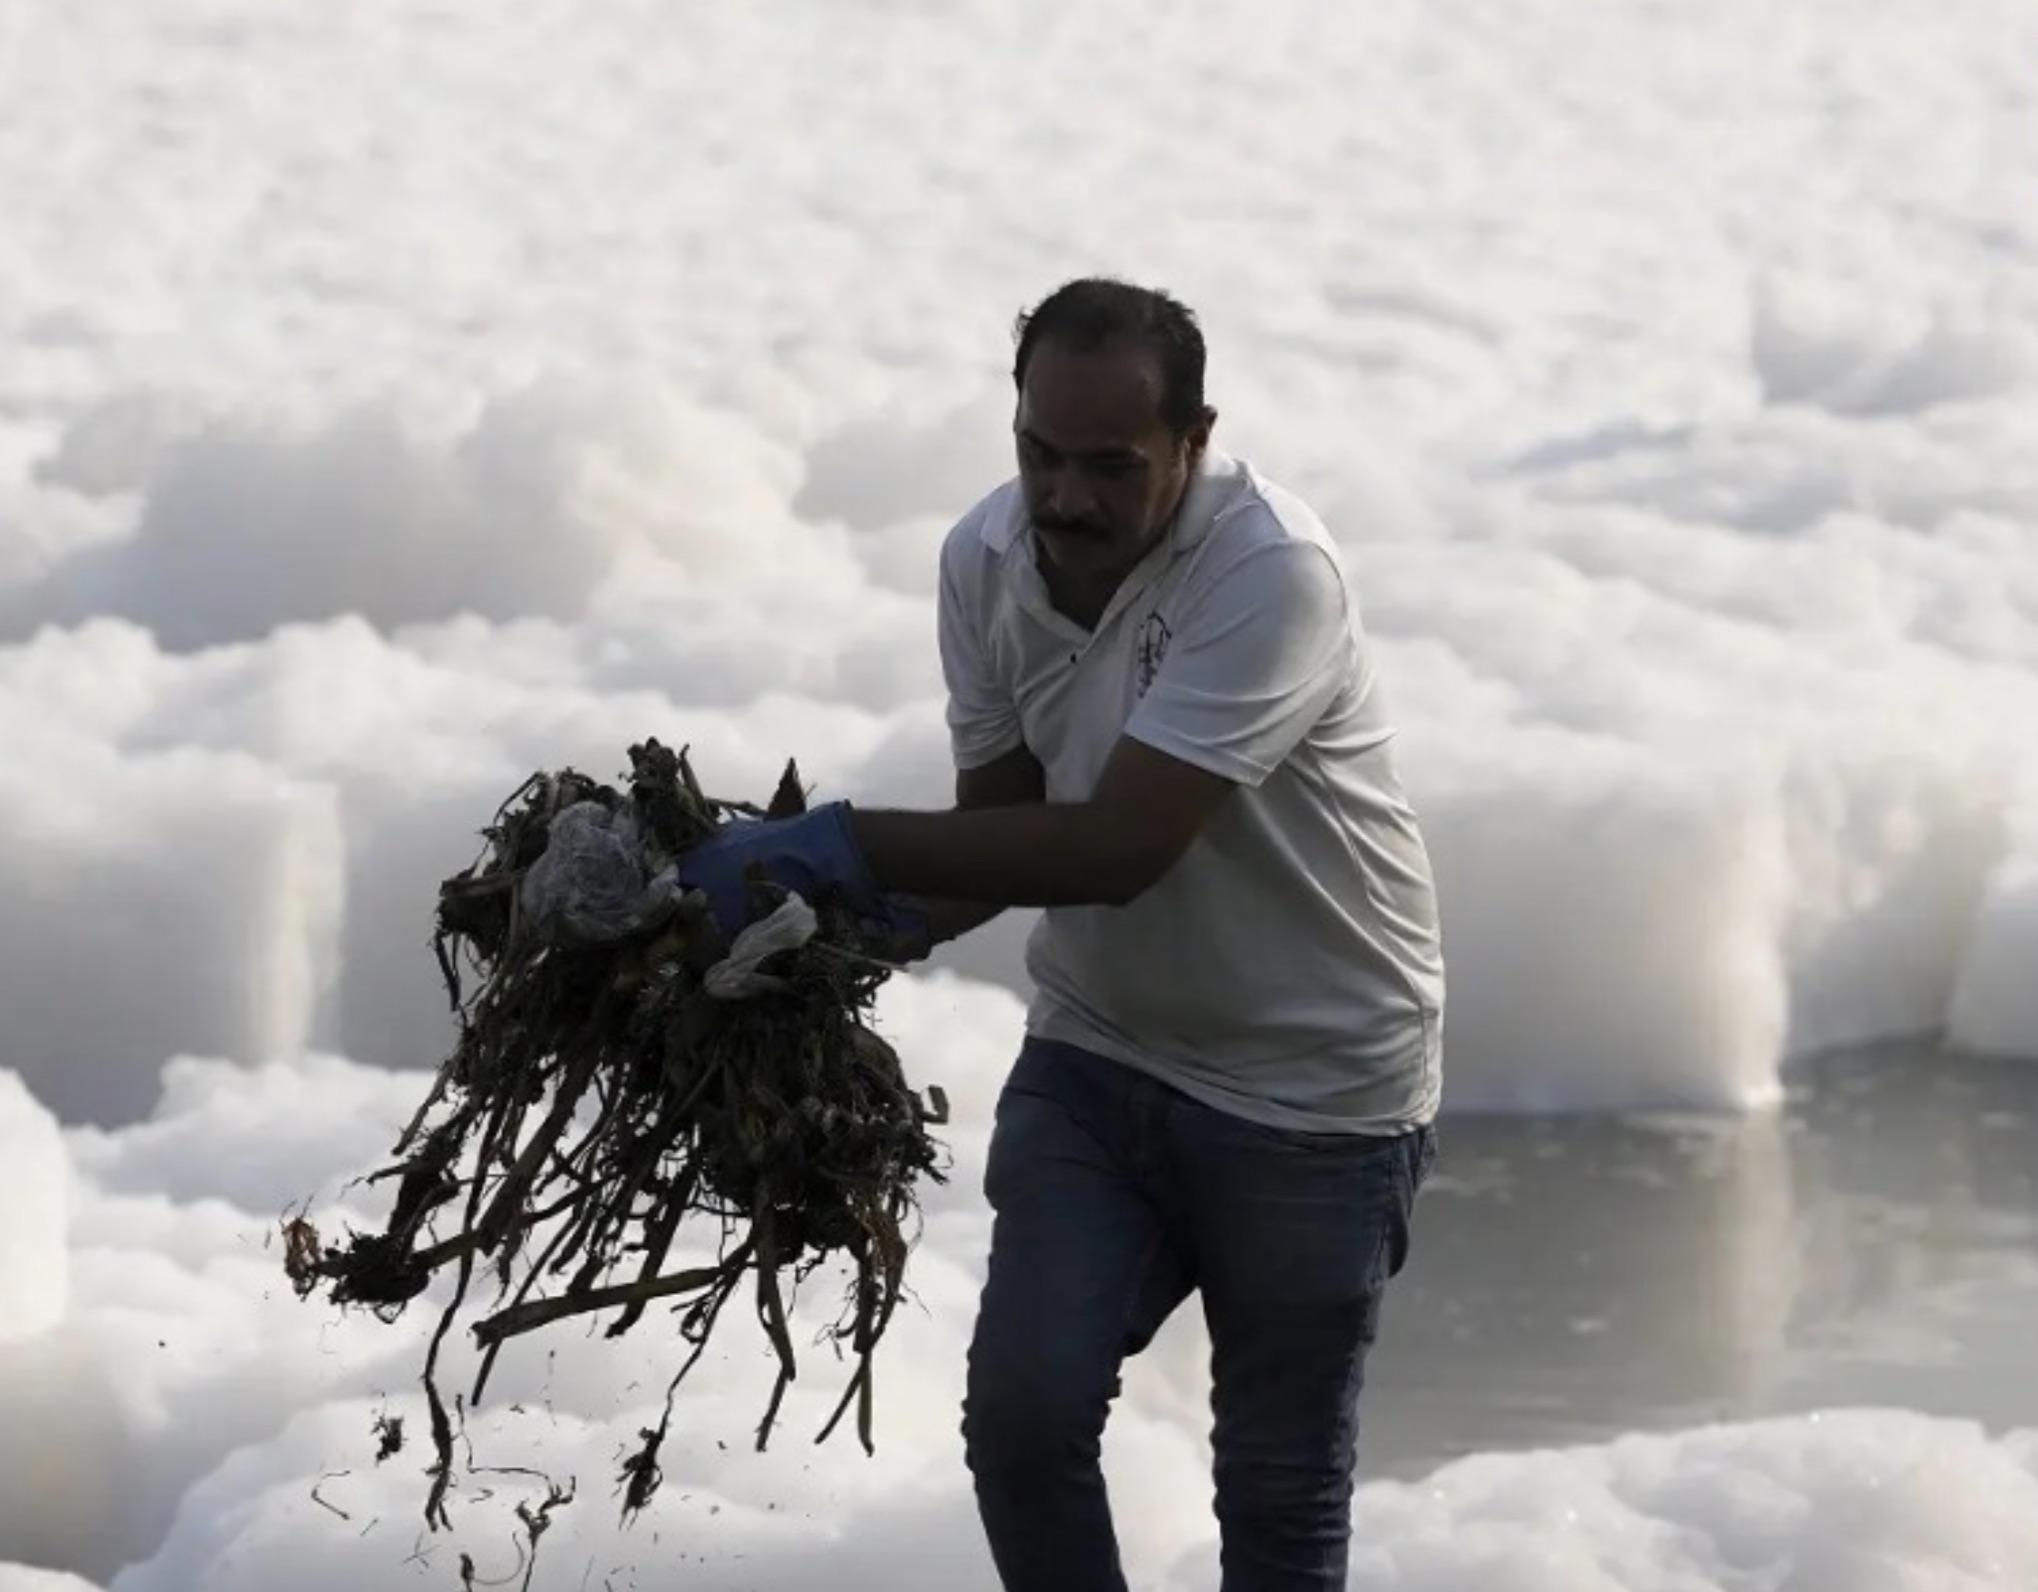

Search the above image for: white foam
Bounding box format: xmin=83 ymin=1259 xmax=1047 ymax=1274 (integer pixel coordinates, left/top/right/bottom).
xmin=99 ymin=1399 xmax=2038 ymax=1592
xmin=0 ymin=715 xmax=345 ymax=1127
xmin=0 ymin=1072 xmax=68 ymax=1344
xmin=1948 ymin=791 xmax=2038 ymax=1061
xmin=1413 ymin=748 xmax=1794 ymax=1112
xmin=2 ymin=0 xmax=2036 ymax=1583
xmin=1335 ymin=1410 xmax=2038 ymax=1592
xmin=0 ymin=1569 xmax=102 ymax=1592
xmin=1 ymin=377 xmax=807 ymax=652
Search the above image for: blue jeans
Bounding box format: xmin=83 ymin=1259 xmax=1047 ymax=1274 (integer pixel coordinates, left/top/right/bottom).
xmin=961 ymin=1036 xmax=1436 ymax=1592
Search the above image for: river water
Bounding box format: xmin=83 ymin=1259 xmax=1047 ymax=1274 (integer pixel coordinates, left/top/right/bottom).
xmin=1356 ymin=1042 xmax=2038 ymax=1477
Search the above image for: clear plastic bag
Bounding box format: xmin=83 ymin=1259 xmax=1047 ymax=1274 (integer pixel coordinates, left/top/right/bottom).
xmin=518 ymin=800 xmax=683 ymax=945
xmin=704 ymin=895 xmax=820 ymax=999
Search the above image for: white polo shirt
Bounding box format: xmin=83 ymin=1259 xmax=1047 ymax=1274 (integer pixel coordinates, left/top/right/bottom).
xmin=936 ymin=448 xmax=1445 ymax=1135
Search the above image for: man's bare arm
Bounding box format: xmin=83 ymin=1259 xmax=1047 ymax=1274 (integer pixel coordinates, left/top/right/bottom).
xmin=852 ymin=734 xmax=1238 ymax=910
xmin=906 ymin=744 xmax=1045 ymax=950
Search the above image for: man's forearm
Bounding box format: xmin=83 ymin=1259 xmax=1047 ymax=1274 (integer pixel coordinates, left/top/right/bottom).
xmin=851 ymin=803 xmax=1151 ymax=909
xmin=911 ymin=897 xmax=1008 ymax=949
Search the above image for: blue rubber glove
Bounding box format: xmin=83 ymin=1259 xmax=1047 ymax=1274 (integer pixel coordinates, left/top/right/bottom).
xmin=871 ymin=893 xmax=935 ymax=965
xmin=673 ymin=801 xmax=927 ymax=958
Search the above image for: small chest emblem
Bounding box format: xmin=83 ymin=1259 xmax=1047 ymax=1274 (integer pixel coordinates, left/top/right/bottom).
xmin=1134 ymin=611 xmax=1172 ymax=696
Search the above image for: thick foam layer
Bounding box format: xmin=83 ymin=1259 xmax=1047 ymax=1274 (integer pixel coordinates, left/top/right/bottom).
xmin=66 ymin=1402 xmax=2038 ymax=1592
xmin=0 ymin=715 xmax=344 ymax=1127
xmin=0 ymin=1073 xmax=67 ymax=1345
xmin=1 ymin=0 xmax=2033 ymax=1583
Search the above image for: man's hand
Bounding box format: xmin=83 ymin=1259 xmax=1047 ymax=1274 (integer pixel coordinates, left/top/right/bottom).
xmin=672 ymin=803 xmax=920 ymax=947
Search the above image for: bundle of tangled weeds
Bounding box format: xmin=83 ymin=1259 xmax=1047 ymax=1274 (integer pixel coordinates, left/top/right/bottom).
xmin=282 ymin=738 xmax=948 ymax=1533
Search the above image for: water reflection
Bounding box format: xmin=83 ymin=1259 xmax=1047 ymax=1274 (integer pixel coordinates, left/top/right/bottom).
xmin=1355 ymin=1103 xmax=1799 ymax=1468
xmin=1099 ymin=1043 xmax=2038 ymax=1483
xmin=1353 ymin=1042 xmax=2038 ymax=1476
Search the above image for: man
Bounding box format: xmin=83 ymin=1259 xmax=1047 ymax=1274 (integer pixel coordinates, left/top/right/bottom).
xmin=675 ymin=277 xmax=1445 ymax=1592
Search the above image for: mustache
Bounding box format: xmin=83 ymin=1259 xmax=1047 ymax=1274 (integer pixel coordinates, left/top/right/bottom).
xmin=1033 ymin=514 xmax=1109 ymax=538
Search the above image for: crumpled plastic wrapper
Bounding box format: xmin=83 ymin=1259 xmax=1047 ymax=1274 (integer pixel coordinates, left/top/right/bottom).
xmin=518 ymin=800 xmax=683 ymax=945
xmin=704 ymin=895 xmax=820 ymax=998
xmin=518 ymin=801 xmax=821 ymax=999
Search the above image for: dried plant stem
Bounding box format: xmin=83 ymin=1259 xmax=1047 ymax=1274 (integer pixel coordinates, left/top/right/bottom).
xmin=283 ymin=739 xmax=948 ymax=1534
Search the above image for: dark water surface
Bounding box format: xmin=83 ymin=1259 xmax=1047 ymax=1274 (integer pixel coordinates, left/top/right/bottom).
xmin=1351 ymin=1042 xmax=2038 ymax=1478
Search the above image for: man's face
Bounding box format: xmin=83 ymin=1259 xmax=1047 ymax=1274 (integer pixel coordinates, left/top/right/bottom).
xmin=1014 ymin=337 xmax=1212 ymax=591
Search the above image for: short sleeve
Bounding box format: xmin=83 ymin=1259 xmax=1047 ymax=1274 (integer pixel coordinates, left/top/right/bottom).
xmin=1123 ymin=540 xmax=1351 ymax=787
xmin=937 ymin=520 xmax=1025 ymax=771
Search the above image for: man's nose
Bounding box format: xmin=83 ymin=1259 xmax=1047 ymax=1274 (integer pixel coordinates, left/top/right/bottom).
xmin=1043 ymin=464 xmax=1097 ymax=521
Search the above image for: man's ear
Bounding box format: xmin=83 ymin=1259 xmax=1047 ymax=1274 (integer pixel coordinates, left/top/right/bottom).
xmin=1184 ymin=405 xmax=1218 ymax=464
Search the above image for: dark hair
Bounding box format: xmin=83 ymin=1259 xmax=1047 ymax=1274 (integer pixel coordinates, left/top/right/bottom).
xmin=1011 ymin=277 xmax=1208 ymax=434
